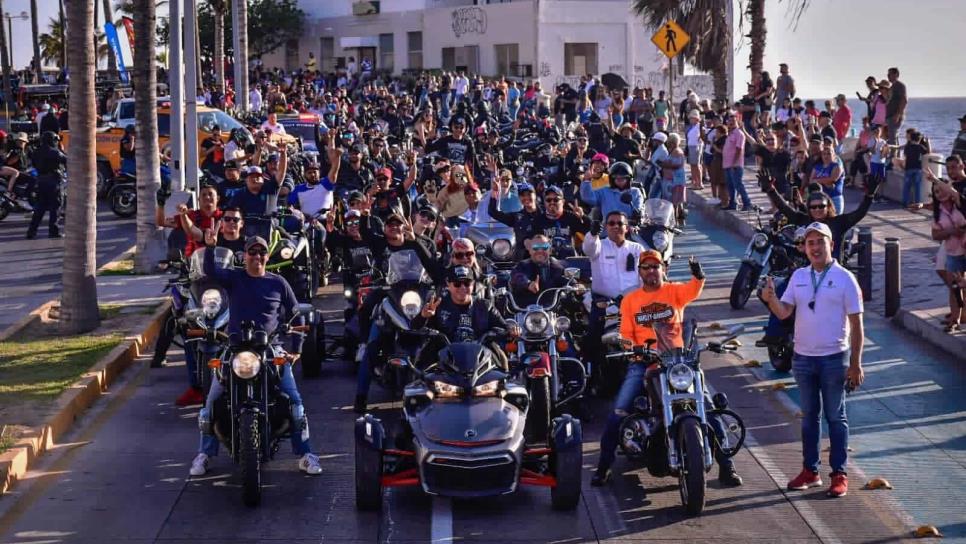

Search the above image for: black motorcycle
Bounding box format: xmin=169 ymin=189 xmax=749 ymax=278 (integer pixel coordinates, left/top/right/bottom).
xmin=107 ymin=172 xmax=137 ymax=218
xmin=729 ymin=210 xmax=804 ymax=310
xmin=205 ymin=304 xmax=315 ymax=507
xmin=181 ymin=246 xmax=233 ymax=395
xmin=0 ymin=175 xmax=35 ymax=221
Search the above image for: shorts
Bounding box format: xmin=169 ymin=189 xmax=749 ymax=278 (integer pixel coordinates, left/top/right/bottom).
xmin=947 ymin=253 xmax=966 ymax=274
xmin=936 ymin=244 xmax=947 ymax=271
xmin=687 ymin=145 xmax=703 ymax=165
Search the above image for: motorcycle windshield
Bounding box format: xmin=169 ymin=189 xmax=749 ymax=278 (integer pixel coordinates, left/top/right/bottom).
xmin=242 ymin=216 xmax=273 ymax=243
xmin=416 ymin=397 xmax=518 ymax=444
xmin=651 ymin=321 xmax=682 ymax=356
xmin=188 ymin=246 xmax=233 ymax=281
xmin=386 ymin=250 xmax=427 ymax=285
xmin=463 ymin=222 xmax=515 ymax=248
xmin=644 ymin=199 xmax=675 ymax=227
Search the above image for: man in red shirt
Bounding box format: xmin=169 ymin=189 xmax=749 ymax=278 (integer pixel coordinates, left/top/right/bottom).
xmin=832 ymin=94 xmax=852 ymax=143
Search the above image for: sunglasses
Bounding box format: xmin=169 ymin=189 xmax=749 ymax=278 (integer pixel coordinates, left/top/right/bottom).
xmin=809 ymin=204 xmax=827 ymax=210
xmin=639 ymin=264 xmax=661 ymax=271
xmin=452 ymin=251 xmax=474 ymax=259
xmin=545 ymin=198 xmax=561 ymax=203
xmin=345 ymin=219 xmax=360 ymax=226
xmin=531 ymin=243 xmax=551 ymax=251
xmin=247 ymin=248 xmax=269 ymax=256
xmin=221 ymin=216 xmax=241 ymax=223
xmin=607 ymin=221 xmax=626 ymax=226
xmin=451 ymin=279 xmax=473 ymax=287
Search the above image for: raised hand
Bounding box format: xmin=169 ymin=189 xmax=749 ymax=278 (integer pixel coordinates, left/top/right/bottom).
xmin=688 ymin=256 xmax=705 ymax=280
xmin=528 ymin=275 xmax=540 ymax=294
xmin=421 ymin=293 xmax=442 ymax=318
xmin=402 ymin=217 xmax=416 ymax=241
xmin=204 ymin=220 xmax=220 ymax=247
xmin=761 ymin=276 xmax=777 ymax=303
xmin=570 ymin=202 xmax=584 ymax=219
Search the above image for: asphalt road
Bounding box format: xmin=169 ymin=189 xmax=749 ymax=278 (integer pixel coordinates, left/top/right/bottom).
xmin=0 ymin=201 xmax=136 ymax=331
xmin=0 ymin=211 xmax=959 ymax=543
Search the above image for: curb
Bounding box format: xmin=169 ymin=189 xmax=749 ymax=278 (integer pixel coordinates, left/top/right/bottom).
xmin=689 ymin=189 xmax=966 ymax=359
xmin=0 ymin=302 xmax=169 ymax=496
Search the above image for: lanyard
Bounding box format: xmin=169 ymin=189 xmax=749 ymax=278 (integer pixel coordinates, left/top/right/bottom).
xmin=808 ymin=263 xmax=832 ymax=311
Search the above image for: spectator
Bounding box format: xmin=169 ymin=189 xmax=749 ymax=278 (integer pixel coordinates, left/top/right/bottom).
xmin=952 ymin=114 xmax=966 ymax=161
xmin=722 ymin=115 xmax=751 ymax=211
xmin=832 ymin=94 xmax=852 ymax=143
xmin=886 ymin=67 xmax=908 ymax=145
xmin=898 ymin=130 xmax=930 ymax=209
xmin=931 ymin=179 xmax=966 ymax=333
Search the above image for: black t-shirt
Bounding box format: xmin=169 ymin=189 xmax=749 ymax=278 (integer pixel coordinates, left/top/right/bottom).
xmin=562 ymin=89 xmax=578 ymax=116
xmin=739 ymin=97 xmax=756 ymax=123
xmin=338 ymin=160 xmax=373 ymax=191
xmin=756 ymin=147 xmax=792 ymax=180
xmin=201 ymin=136 xmax=225 ymax=169
xmin=119 ymin=134 xmax=135 ymax=160
xmin=903 ymin=141 xmax=927 ymax=170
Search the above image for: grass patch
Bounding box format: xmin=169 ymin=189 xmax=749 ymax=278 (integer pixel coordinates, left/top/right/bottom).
xmin=0 ymin=429 xmax=15 ymax=454
xmin=99 ymin=303 xmax=124 ymax=320
xmin=98 ymin=257 xmax=134 ymax=276
xmin=0 ymin=334 xmax=123 ymax=406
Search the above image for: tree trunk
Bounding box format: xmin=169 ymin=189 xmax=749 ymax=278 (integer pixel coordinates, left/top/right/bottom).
xmin=60 ymin=0 xmax=100 ymax=333
xmin=132 ymin=0 xmax=165 ymax=273
xmin=214 ymin=8 xmax=224 ymax=94
xmin=30 ymin=0 xmax=41 ymax=80
xmin=234 ymin=0 xmax=248 ymax=111
xmin=712 ymin=64 xmax=728 ymax=109
xmin=746 ymin=0 xmax=765 ymax=81
xmin=102 ymin=0 xmax=117 ymax=79
xmin=58 ymin=0 xmax=67 ymax=69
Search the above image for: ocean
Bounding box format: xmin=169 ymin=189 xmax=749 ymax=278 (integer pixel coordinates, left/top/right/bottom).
xmin=841 ymin=97 xmax=965 ymax=154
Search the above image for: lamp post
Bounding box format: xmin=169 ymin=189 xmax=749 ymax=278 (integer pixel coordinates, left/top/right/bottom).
xmin=3 ymin=11 xmax=27 ymax=76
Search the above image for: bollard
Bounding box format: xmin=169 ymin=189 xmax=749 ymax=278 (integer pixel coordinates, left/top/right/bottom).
xmin=884 ymin=237 xmax=901 ymax=317
xmin=858 ymin=227 xmax=873 ymax=302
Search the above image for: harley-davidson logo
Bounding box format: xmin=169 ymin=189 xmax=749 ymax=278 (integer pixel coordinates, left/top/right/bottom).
xmin=464 ymin=429 xmax=477 ymax=438
xmin=634 ymin=302 xmax=674 ymax=327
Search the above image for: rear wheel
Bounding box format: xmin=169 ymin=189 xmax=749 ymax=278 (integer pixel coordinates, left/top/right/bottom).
xmin=729 ymin=262 xmax=760 ymax=310
xmin=524 ymin=377 xmax=551 ymax=445
xmin=355 ymin=437 xmax=383 ymax=511
xmin=301 ymin=326 xmax=323 ymax=379
xmin=767 ymin=343 xmax=793 ymax=373
xmin=110 ymin=187 xmax=137 ymax=218
xmin=240 ymin=410 xmax=261 ymax=507
xmin=677 ymin=417 xmax=706 ymax=515
xmin=550 ymin=434 xmax=582 ymax=510
xmin=0 ymin=201 xmax=10 ymax=221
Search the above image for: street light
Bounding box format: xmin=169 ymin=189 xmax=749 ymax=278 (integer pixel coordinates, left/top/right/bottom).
xmin=3 ymin=11 xmax=28 ymax=73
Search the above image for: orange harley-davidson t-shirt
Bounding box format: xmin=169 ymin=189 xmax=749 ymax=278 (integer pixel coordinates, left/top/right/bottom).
xmin=619 ymin=277 xmax=704 ymax=349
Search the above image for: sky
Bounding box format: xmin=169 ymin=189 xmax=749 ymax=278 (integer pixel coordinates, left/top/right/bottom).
xmin=9 ymin=0 xmax=966 ymax=99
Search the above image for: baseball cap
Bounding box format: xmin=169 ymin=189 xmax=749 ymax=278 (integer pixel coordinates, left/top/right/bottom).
xmin=809 ymin=134 xmax=823 ymax=143
xmin=225 ymin=160 xmax=240 ymax=170
xmin=350 ymin=143 xmax=365 ymax=153
xmin=959 ymin=114 xmax=966 ymax=122
xmin=305 ymin=161 xmax=320 ymax=171
xmin=517 ymin=181 xmax=535 ymax=194
xmin=638 ymin=249 xmax=664 ymax=266
xmin=245 ymin=165 xmax=263 ymax=176
xmin=803 ymin=221 xmax=833 ymax=239
xmin=376 ymin=167 xmax=392 ymax=180
xmin=651 ymin=132 xmax=668 ymax=143
xmin=446 ymin=265 xmax=477 ymax=283
xmin=244 ymin=236 xmax=269 ymax=251
xmin=13 ymin=132 xmax=28 ymax=142
xmin=266 ymin=152 xmax=280 ymax=163
xmin=344 ymin=209 xmax=362 ymax=219
xmin=544 ymin=185 xmax=564 ymax=196
xmin=591 ymin=152 xmax=610 ymax=165
xmin=384 ymin=211 xmax=406 ymax=225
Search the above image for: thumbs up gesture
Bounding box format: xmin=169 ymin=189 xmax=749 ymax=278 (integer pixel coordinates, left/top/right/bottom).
xmin=761 ymin=276 xmax=777 ymax=304
xmin=528 ymin=275 xmax=540 ymax=294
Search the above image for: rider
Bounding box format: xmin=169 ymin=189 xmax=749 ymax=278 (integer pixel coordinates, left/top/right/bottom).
xmin=216 ymin=160 xmax=246 ymax=205
xmin=228 ymin=163 xmax=281 ymax=217
xmin=26 ymin=131 xmax=66 ymax=239
xmin=488 ymin=181 xmax=540 ymax=260
xmin=190 ymin=234 xmax=323 ymax=477
xmin=579 ymin=161 xmax=645 ymax=220
xmin=119 ymin=124 xmax=136 ymax=176
xmin=510 ymin=234 xmax=568 ymax=307
xmin=591 ymin=250 xmax=744 ymax=488
xmin=530 ymin=185 xmax=591 ymax=255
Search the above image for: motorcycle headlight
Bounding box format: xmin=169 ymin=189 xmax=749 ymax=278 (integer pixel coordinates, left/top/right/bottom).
xmin=400 ymin=290 xmax=422 ymax=320
xmin=554 ymin=316 xmax=571 ymax=333
xmin=278 ymin=242 xmax=295 ymax=260
xmin=433 ymin=380 xmax=464 ymax=398
xmin=524 ymin=311 xmax=549 ymax=334
xmin=752 ymin=232 xmax=769 ymax=250
xmin=201 ymin=289 xmax=222 ymax=319
xmin=492 ymin=239 xmax=511 ymax=259
xmin=231 ymin=351 xmax=262 ymax=380
xmin=473 ymin=379 xmax=501 ymax=397
xmin=652 ymin=231 xmax=669 ymax=251
xmin=667 ymin=363 xmax=695 ymax=391
xmin=344 ymin=288 xmax=353 ymax=299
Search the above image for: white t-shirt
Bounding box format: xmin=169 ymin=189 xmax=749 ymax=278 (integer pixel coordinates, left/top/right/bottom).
xmin=249 ymin=89 xmax=262 ymax=111
xmin=780 ymin=261 xmax=863 ymax=356
xmin=686 ymin=123 xmax=702 ymax=147
xmin=455 ymin=76 xmax=469 ymax=96
xmin=261 ymin=121 xmax=286 ymax=135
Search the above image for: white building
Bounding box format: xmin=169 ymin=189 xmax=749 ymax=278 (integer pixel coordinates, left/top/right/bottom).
xmin=260 ymin=0 xmax=721 ymax=99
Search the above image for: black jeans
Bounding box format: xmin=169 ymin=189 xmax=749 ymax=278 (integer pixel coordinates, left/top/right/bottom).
xmin=27 ymin=175 xmax=61 ymax=236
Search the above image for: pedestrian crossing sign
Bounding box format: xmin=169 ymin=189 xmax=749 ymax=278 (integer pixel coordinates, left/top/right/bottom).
xmin=651 ymin=20 xmax=690 ymax=59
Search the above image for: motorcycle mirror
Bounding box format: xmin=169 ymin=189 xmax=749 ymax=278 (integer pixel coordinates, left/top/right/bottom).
xmin=563 ymin=267 xmax=580 ymax=280
xmin=185 ymin=309 xmax=203 ymax=322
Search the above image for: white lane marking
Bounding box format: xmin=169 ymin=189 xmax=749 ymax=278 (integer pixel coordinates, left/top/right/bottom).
xmin=430 ymin=497 xmax=453 ymax=543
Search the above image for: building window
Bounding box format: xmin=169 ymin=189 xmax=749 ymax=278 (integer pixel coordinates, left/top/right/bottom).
xmin=441 ymin=47 xmax=455 ymax=71
xmin=379 ymin=33 xmax=394 ymax=73
xmin=494 ymin=43 xmax=518 ymax=77
xmin=564 ymin=43 xmax=598 ymax=76
xmin=407 ymin=31 xmax=423 ymax=70
xmin=285 ymin=39 xmax=300 ymax=72
xmin=320 ymin=37 xmax=335 ymax=73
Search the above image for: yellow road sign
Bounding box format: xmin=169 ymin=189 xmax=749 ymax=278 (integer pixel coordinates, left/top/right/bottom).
xmin=651 ymin=20 xmax=690 ymax=59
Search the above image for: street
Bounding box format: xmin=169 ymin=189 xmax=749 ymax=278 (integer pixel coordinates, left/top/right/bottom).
xmin=0 ymin=209 xmax=961 ymax=543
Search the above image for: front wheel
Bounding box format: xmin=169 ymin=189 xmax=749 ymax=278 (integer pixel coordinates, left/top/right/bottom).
xmin=729 ymin=262 xmax=760 ymax=310
xmin=524 ymin=376 xmax=551 ymax=445
xmin=110 ymin=187 xmax=137 ymax=218
xmin=239 ymin=410 xmax=262 ymax=507
xmin=767 ymin=343 xmax=793 ymax=373
xmin=677 ymin=417 xmax=706 ymax=515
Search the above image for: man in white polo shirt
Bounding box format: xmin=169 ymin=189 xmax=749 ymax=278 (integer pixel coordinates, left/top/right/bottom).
xmin=761 ymin=221 xmax=865 ymax=498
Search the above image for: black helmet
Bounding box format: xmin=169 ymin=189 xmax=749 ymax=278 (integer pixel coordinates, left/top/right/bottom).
xmin=609 ymin=161 xmax=633 ymax=178
xmin=40 ymin=131 xmax=60 ymax=147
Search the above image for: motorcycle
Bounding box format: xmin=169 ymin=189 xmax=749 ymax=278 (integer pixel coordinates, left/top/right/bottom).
xmin=0 ymin=176 xmax=35 ymax=221
xmin=497 ymin=271 xmax=588 ymax=445
xmin=631 ymin=198 xmax=680 ymax=264
xmin=463 ymin=221 xmax=515 ymax=287
xmin=342 ymin=252 xmax=380 ymax=357
xmin=204 ymin=304 xmax=316 ymax=507
xmin=106 ymin=163 xmax=176 ymax=218
xmin=605 ymin=321 xmax=747 ymax=515
xmin=729 ymin=210 xmax=804 ymax=310
xmin=181 ymin=246 xmax=233 ymax=395
xmin=585 ymin=294 xmax=626 ymax=397
xmin=354 ymin=328 xmax=583 ymax=511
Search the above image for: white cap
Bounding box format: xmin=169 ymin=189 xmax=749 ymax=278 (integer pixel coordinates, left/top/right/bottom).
xmin=804 ymin=221 xmax=833 ymax=239
xmin=651 ymin=132 xmax=668 ymax=143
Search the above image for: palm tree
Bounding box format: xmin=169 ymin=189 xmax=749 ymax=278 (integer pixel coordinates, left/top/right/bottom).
xmin=233 ymin=0 xmax=248 ymax=111
xmin=39 ymin=18 xmax=110 ymax=67
xmin=60 ymin=0 xmax=100 ymax=333
xmin=209 ymin=0 xmax=227 ymax=93
xmin=632 ymin=0 xmax=731 ymax=103
xmin=132 ymin=0 xmax=166 ymax=273
xmin=742 ymin=0 xmax=811 ymax=86
xmin=30 ymin=0 xmax=41 ymax=81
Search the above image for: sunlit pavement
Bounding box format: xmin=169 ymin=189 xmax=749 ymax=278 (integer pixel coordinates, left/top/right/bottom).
xmin=0 ymin=211 xmax=961 ymax=543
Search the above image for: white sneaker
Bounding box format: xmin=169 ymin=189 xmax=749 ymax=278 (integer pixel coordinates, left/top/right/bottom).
xmin=189 ymin=453 xmax=209 ymax=476
xmin=299 ymin=453 xmax=323 ymax=475
xmin=706 ymin=197 xmax=721 ymax=205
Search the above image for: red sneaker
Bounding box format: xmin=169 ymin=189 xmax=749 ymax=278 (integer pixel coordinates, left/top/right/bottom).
xmin=176 ymin=387 xmax=204 ymax=406
xmin=826 ymin=472 xmax=848 ymax=498
xmin=787 ymin=469 xmax=822 ymax=490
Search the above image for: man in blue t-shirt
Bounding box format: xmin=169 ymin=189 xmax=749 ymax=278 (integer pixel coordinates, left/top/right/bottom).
xmin=229 ymin=165 xmax=280 ymax=217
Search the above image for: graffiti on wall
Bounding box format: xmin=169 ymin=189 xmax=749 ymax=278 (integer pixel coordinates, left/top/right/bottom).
xmin=607 ymin=64 xmax=623 ymax=73
xmin=451 ymin=7 xmax=487 ymax=38
xmin=539 ymin=62 xmax=551 ymax=77
xmin=634 ymin=72 xmax=714 ymax=99
xmin=553 ymin=75 xmax=582 ymax=89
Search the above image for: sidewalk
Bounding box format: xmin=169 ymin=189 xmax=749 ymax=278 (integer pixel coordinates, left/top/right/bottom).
xmin=688 ymin=168 xmax=966 ymax=358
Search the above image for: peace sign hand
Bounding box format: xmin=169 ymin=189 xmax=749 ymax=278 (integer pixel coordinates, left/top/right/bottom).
xmin=421 ymin=293 xmax=442 ymax=318
xmin=402 ymin=217 xmax=416 ymax=241
xmin=204 ymin=220 xmax=220 ymax=247
xmin=570 ymin=202 xmax=584 ymax=219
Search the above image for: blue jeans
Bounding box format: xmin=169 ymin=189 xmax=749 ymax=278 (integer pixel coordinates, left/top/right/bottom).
xmin=356 ymin=322 xmax=382 ymax=398
xmin=185 ymin=344 xmax=199 ymax=389
xmin=792 ymin=351 xmax=849 ymax=474
xmin=725 ymin=166 xmax=751 ymax=208
xmin=199 ymin=359 xmax=311 ymax=457
xmin=902 ymin=168 xmax=923 ymax=206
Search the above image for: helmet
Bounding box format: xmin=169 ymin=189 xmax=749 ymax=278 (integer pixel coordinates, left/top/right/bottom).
xmin=124 ymin=124 xmax=136 ymax=134
xmin=41 ymin=131 xmax=60 ymax=147
xmin=609 ymin=161 xmax=633 ymax=178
